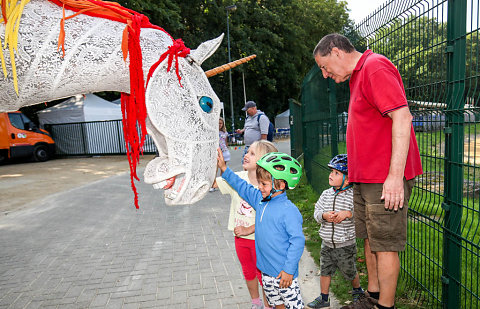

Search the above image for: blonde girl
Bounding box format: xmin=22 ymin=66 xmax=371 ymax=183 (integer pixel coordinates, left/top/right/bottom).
xmin=216 ymin=140 xmax=278 ymax=309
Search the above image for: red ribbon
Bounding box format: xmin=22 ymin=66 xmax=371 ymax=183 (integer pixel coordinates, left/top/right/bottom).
xmin=146 ymin=39 xmax=190 ymax=87
xmin=48 ymin=0 xmax=190 ymax=209
xmin=1 ymin=0 xmax=7 ymax=24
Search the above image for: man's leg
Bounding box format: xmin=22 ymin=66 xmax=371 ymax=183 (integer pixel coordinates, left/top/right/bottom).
xmin=364 ymin=239 xmax=379 ymax=294
xmin=354 ymin=184 xmax=380 ymax=299
xmin=376 ymin=251 xmax=399 ymax=307
xmin=362 ymin=179 xmax=414 ymax=308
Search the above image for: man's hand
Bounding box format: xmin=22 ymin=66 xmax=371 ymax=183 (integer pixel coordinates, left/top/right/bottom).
xmin=217 ymin=148 xmax=227 ymax=172
xmin=384 ymin=107 xmax=411 ymax=211
xmin=276 ymin=271 xmax=293 ymax=289
xmin=382 ymin=174 xmax=404 ymax=211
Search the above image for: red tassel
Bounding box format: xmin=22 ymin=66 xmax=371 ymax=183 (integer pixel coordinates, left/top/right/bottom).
xmin=119 ymin=14 xmax=147 ymax=209
xmin=146 ymin=39 xmax=190 ymax=87
xmin=49 ymin=0 xmax=191 ymax=209
xmin=2 ymin=0 xmax=7 ymax=23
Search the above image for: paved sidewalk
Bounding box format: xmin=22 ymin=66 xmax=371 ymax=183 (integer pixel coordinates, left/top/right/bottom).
xmin=0 ymin=140 xmax=337 ymax=308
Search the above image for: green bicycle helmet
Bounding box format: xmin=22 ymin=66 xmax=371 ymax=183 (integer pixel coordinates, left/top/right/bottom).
xmin=256 ymin=152 xmax=302 ymax=189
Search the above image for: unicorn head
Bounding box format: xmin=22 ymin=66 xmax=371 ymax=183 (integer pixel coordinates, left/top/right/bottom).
xmin=143 ymin=35 xmax=223 ymax=205
xmin=0 ymin=0 xmax=252 ymax=207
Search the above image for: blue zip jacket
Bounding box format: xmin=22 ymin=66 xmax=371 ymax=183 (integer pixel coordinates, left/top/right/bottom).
xmin=222 ymin=168 xmax=305 ymax=278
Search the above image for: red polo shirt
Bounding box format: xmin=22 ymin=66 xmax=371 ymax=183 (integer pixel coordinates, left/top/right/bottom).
xmin=346 ymin=50 xmax=423 ymax=183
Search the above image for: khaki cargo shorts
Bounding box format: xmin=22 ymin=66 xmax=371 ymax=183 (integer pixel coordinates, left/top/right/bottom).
xmin=353 ymin=179 xmax=415 ymax=252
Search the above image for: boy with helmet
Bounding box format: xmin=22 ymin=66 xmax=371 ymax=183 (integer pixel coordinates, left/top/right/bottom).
xmin=307 ymin=154 xmax=366 ymax=309
xmin=217 ymin=150 xmax=306 ymax=309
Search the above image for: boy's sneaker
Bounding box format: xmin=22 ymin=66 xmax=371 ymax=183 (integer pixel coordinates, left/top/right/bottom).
xmin=307 ymin=296 xmax=330 ymax=308
xmin=340 ymin=295 xmax=378 ymax=309
xmin=352 ymin=290 xmax=367 ymax=303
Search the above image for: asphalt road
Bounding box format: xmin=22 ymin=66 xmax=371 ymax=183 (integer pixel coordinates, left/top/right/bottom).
xmin=0 ymin=140 xmax=334 ymax=308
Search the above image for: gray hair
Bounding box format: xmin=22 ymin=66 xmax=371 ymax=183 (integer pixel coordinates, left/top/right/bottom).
xmin=313 ymin=33 xmax=355 ymax=57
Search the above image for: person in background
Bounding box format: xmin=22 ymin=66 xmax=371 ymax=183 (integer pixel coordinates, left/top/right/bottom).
xmin=236 ymin=101 xmax=270 ymax=163
xmin=216 ymin=140 xmax=278 ymax=308
xmin=313 ymin=33 xmax=423 ymax=309
xmin=210 ymin=117 xmax=231 ymax=192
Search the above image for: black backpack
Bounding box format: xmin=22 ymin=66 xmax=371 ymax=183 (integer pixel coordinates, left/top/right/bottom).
xmin=257 ymin=114 xmax=275 ymax=142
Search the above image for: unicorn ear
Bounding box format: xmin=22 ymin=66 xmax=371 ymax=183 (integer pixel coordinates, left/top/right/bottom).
xmin=189 ymin=33 xmax=224 ymax=66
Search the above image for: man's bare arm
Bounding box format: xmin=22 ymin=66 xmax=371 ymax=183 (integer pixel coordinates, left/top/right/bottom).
xmin=383 ymin=107 xmax=412 ymax=211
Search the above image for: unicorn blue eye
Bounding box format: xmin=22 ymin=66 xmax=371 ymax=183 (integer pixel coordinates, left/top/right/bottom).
xmin=199 ymin=96 xmax=213 ymax=113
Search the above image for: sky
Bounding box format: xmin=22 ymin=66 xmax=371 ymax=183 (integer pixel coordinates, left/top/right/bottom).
xmin=346 ymin=0 xmax=388 ymax=24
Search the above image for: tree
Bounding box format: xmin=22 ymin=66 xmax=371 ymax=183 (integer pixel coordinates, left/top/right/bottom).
xmin=21 ymin=0 xmax=351 ymax=129
xmin=147 ymin=0 xmax=350 ymax=130
xmin=366 ymin=15 xmax=448 ymax=103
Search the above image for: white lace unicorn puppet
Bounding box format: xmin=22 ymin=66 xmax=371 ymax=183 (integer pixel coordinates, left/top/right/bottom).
xmin=0 ymin=0 xmax=252 ymax=208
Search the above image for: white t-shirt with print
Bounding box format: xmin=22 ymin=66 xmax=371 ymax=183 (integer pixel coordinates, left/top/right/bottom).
xmin=216 ymin=171 xmax=256 ymax=240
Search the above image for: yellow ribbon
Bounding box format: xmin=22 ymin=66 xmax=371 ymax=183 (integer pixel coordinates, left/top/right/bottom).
xmin=1 ymin=0 xmax=30 ymax=95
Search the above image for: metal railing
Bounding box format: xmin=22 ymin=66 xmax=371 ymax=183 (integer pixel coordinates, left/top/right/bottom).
xmin=291 ymin=0 xmax=480 ymax=307
xmin=45 ymin=120 xmax=157 ymax=156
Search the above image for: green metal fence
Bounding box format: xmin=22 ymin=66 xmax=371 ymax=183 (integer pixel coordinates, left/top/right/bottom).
xmin=291 ymin=0 xmax=480 ymax=307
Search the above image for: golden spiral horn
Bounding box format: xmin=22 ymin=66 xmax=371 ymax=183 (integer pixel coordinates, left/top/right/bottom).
xmin=205 ymin=54 xmax=257 ymax=78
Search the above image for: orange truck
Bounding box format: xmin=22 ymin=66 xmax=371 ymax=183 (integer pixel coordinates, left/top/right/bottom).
xmin=0 ymin=111 xmax=55 ymax=162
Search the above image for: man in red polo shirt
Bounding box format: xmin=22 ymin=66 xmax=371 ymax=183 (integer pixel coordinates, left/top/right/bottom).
xmin=312 ymin=34 xmax=423 ymax=309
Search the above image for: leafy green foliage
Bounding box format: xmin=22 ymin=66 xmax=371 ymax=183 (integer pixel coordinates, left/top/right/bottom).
xmin=20 ymin=0 xmax=351 ymax=127
xmin=360 ymin=15 xmax=480 ymax=106
xmin=135 ymin=0 xmax=351 ymax=131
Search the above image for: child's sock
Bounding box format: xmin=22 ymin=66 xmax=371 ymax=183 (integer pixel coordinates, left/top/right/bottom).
xmin=252 ymin=298 xmax=262 ymax=305
xmin=376 ymin=304 xmax=394 ymax=309
xmin=368 ymin=290 xmax=380 ymax=300
xmin=321 ymin=293 xmax=329 ymax=301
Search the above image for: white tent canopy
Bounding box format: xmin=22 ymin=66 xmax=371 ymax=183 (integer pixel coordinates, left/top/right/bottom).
xmin=37 ymin=94 xmax=124 ymax=155
xmin=38 ymin=93 xmax=122 ymax=126
xmin=274 ymin=109 xmax=290 ymax=129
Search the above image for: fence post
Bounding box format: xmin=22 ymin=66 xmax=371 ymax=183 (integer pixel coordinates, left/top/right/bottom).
xmin=289 ymin=98 xmax=302 ymax=159
xmin=80 ymin=123 xmax=88 ymax=155
xmin=442 ymin=0 xmax=466 ymax=307
xmin=328 ymin=79 xmax=338 ymax=157
xmin=116 ymin=120 xmax=123 ymax=153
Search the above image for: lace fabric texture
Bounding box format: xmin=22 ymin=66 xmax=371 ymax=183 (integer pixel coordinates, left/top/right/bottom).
xmin=144 ymin=56 xmax=221 ymax=205
xmin=0 ymin=0 xmax=221 ymax=205
xmin=0 ymin=0 xmax=173 ymax=109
